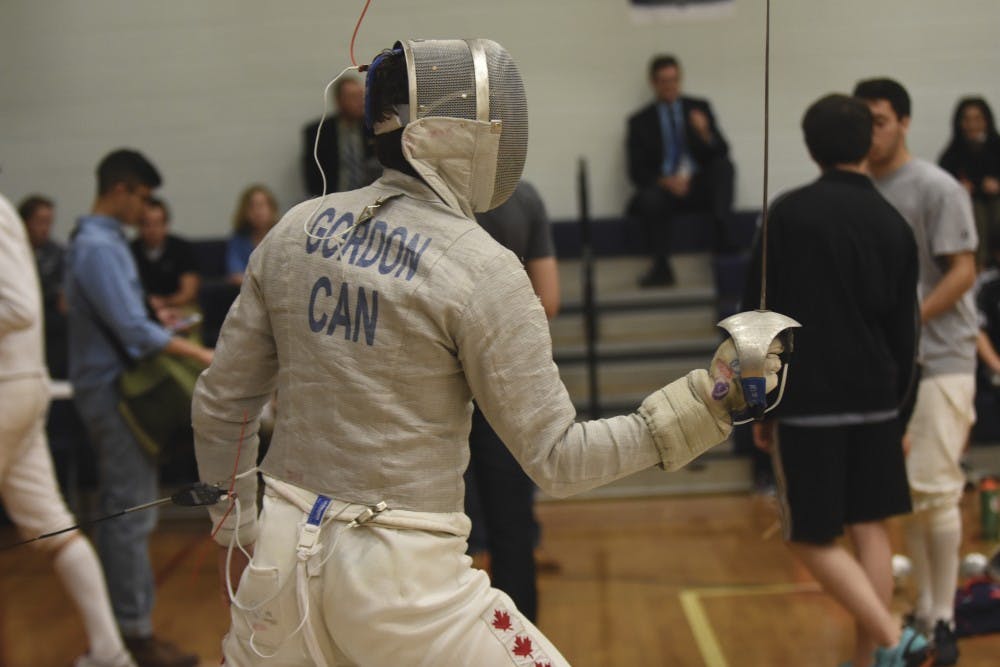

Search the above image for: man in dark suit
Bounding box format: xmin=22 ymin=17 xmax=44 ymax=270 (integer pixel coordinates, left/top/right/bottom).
xmin=302 ymin=76 xmax=380 ymax=197
xmin=627 ymin=54 xmax=735 ymax=286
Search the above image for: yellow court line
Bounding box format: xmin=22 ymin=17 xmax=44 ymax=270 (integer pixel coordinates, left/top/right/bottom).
xmin=679 ymin=590 xmax=729 ymax=667
xmin=679 ymin=582 xmax=822 ymax=667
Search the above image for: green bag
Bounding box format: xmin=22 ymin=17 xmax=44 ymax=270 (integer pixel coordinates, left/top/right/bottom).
xmin=117 ymin=353 xmax=206 ymax=463
xmin=70 ymin=266 xmax=207 ymax=463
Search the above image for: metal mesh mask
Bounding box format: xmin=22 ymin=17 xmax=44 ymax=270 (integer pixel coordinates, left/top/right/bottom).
xmin=387 ymin=39 xmax=528 ymax=212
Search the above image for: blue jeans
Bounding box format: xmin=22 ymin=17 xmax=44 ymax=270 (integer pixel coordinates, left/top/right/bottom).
xmin=74 ymin=383 xmax=157 ymax=637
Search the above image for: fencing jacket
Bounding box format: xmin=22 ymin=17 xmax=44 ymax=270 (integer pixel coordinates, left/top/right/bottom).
xmin=193 ymin=170 xmax=731 ymax=545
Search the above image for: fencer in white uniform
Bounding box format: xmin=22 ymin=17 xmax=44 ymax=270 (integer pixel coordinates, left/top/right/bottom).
xmin=0 ymin=192 xmax=136 ymax=667
xmin=193 ymin=39 xmax=783 ymax=666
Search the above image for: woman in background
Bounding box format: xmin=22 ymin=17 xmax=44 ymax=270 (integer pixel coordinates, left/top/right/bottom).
xmin=226 ymin=184 xmax=278 ymax=285
xmin=939 ymin=97 xmax=1000 ymax=267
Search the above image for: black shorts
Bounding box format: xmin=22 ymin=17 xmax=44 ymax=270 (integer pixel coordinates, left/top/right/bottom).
xmin=772 ymin=419 xmax=912 ymax=544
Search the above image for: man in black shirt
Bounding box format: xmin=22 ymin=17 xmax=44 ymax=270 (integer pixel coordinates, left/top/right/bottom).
xmin=744 ymin=94 xmax=927 ymax=667
xmin=130 ymin=197 xmax=200 ymax=322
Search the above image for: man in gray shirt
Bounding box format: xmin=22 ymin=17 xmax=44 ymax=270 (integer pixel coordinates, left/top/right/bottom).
xmin=856 ymin=78 xmax=978 ymax=666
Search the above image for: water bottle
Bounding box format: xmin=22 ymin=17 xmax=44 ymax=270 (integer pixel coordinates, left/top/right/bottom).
xmin=981 ymin=477 xmax=999 ymax=541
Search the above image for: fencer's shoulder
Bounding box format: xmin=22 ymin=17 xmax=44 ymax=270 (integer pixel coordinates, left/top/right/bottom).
xmin=455 ymin=219 xmax=518 ymax=261
xmin=449 ymin=221 xmax=526 ymax=284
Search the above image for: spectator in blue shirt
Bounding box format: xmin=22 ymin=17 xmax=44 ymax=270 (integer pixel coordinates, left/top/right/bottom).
xmin=66 ymin=148 xmax=211 ymax=667
xmin=225 ymin=184 xmax=278 ymax=285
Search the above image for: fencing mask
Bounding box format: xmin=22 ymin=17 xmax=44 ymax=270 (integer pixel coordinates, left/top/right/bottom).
xmin=365 ymin=39 xmax=528 ymax=215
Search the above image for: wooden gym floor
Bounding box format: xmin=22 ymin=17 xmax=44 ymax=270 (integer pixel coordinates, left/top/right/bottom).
xmin=1 ymin=491 xmax=998 ymax=666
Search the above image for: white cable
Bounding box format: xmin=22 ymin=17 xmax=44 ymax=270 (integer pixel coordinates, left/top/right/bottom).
xmin=223 ymin=493 xmax=352 ymax=658
xmin=303 ymin=65 xmax=362 ymax=242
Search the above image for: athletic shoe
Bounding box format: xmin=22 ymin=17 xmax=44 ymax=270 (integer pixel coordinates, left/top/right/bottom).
xmin=122 ymin=636 xmax=198 ymax=667
xmin=872 ymin=626 xmax=934 ymax=667
xmin=73 ymin=651 xmax=138 ymax=667
xmin=931 ymin=620 xmax=959 ymax=666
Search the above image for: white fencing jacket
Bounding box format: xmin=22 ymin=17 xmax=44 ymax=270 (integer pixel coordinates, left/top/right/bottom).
xmin=193 ymin=170 xmax=731 ymax=546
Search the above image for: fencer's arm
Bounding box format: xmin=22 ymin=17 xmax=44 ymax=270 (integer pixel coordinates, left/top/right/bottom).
xmin=192 ymin=250 xmax=278 ymax=547
xmin=457 ymin=255 xmax=737 ymax=499
xmin=0 ymin=232 xmax=37 ymax=335
xmin=0 ymin=198 xmax=40 ymax=335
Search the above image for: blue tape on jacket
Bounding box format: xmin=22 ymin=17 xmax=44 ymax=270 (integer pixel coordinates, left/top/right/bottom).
xmin=308 ymin=495 xmax=333 ymax=526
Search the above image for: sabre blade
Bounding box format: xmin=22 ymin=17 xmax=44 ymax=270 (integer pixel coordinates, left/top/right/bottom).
xmin=0 ymin=481 xmax=231 ymax=551
xmin=760 ymin=0 xmax=771 ymax=310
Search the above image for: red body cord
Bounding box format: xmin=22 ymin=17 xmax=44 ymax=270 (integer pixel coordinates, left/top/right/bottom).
xmin=350 ymin=0 xmax=374 ymax=67
xmin=210 ymin=410 xmax=248 ymax=541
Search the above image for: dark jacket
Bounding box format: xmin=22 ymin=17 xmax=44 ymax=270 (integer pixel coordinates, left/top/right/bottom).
xmin=939 ymin=136 xmax=1000 ymax=198
xmin=626 ymin=96 xmax=730 ymax=189
xmin=302 ymin=115 xmax=378 ymax=197
xmin=741 ymin=170 xmax=919 ymax=417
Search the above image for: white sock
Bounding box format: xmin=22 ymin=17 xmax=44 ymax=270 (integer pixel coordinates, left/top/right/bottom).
xmin=53 ymin=537 xmax=126 ymax=661
xmin=904 ymin=513 xmax=932 ymax=624
xmin=925 ymin=504 xmax=961 ymax=624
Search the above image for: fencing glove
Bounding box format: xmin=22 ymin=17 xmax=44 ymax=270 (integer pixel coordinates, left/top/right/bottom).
xmin=639 ymin=337 xmax=785 ymax=471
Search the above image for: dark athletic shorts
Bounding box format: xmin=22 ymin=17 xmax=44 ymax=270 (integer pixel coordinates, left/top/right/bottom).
xmin=771 ymin=419 xmax=912 ymax=544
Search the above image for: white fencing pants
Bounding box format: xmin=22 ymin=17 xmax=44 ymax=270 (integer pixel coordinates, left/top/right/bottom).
xmin=222 ymin=477 xmax=570 ymax=667
xmin=905 ymin=373 xmax=975 ymax=511
xmin=0 ymin=375 xmax=77 ymax=553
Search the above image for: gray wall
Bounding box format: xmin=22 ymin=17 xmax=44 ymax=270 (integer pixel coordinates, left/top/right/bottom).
xmin=1 ymin=0 xmax=998 ymax=239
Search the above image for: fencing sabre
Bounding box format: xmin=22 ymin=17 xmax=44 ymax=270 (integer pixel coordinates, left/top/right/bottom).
xmin=716 ymin=0 xmax=801 ymax=424
xmin=0 ymin=482 xmax=231 ymax=552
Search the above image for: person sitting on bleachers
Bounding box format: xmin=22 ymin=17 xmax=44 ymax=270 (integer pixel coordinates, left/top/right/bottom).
xmin=626 ymin=54 xmax=735 ymax=287
xmin=130 ymin=197 xmax=201 ymax=325
xmin=225 ymin=184 xmax=278 ymax=285
xmin=939 ymin=97 xmax=1000 ymax=268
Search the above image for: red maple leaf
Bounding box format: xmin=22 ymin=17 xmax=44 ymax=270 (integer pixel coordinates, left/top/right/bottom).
xmin=492 ymin=609 xmax=513 ymax=631
xmin=513 ymin=635 xmax=533 ymax=657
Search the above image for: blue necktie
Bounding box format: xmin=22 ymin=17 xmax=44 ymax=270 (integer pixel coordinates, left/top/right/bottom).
xmin=660 ymin=103 xmax=681 ymax=175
